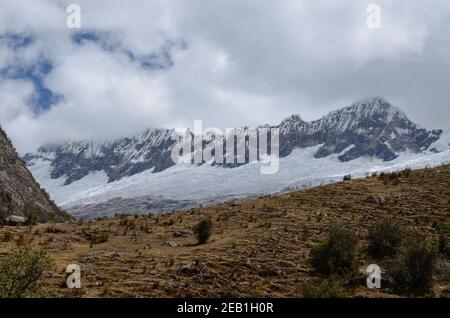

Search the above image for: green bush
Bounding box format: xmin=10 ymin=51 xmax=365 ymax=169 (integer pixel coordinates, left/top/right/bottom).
xmin=438 ymin=234 xmax=450 ymax=258
xmin=22 ymin=202 xmax=40 ymax=225
xmin=432 ymin=221 xmax=450 ymax=235
xmin=0 ymin=247 xmax=53 ymax=298
xmin=368 ymin=219 xmax=404 ymax=259
xmin=311 ymin=224 xmax=358 ymax=276
xmin=390 ymin=237 xmax=438 ymax=294
xmin=302 ymin=276 xmax=348 ymax=298
xmin=193 ymin=219 xmax=213 ymax=245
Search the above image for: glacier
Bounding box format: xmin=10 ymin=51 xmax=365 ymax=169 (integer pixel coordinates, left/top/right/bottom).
xmin=28 ymin=133 xmax=450 ymax=218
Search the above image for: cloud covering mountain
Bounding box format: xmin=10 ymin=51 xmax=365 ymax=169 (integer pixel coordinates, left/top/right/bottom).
xmin=1 ymin=0 xmax=450 ymax=154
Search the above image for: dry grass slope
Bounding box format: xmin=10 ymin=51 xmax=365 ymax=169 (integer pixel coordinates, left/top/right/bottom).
xmin=0 ymin=165 xmax=449 ymax=298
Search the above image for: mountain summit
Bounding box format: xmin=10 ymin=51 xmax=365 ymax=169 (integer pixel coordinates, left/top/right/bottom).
xmin=279 ymin=97 xmax=441 ymax=161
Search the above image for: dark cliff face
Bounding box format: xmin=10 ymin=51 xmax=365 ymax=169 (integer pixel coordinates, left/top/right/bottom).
xmin=0 ymin=127 xmax=70 ymax=223
xmin=23 ymin=97 xmax=442 ymax=186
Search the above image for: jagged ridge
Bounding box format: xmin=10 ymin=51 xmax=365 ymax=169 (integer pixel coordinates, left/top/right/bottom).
xmin=24 ymin=97 xmax=442 ymax=185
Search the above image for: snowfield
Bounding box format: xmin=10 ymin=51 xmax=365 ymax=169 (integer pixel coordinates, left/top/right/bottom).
xmin=28 ymin=138 xmax=450 ymax=216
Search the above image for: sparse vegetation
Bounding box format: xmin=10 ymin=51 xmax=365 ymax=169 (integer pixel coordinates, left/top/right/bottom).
xmin=0 ymin=164 xmax=449 ymax=298
xmin=379 ymin=169 xmax=412 ymax=186
xmin=0 ymin=247 xmax=53 ymax=298
xmin=16 ymin=233 xmax=31 ymax=246
xmin=368 ymin=219 xmax=404 ymax=259
xmin=433 ymin=221 xmax=450 ymax=235
xmin=390 ymin=237 xmax=438 ymax=294
xmin=311 ymin=224 xmax=357 ymax=276
xmin=302 ymin=276 xmax=348 ymax=298
xmin=44 ymin=225 xmax=65 ymax=234
xmin=2 ymin=230 xmax=12 ymax=242
xmin=438 ymin=234 xmax=450 ymax=258
xmin=82 ymin=228 xmax=110 ymax=247
xmin=193 ymin=219 xmax=213 ymax=245
xmin=22 ymin=202 xmax=41 ymax=225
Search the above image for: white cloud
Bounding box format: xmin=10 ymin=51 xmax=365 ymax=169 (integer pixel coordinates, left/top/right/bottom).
xmin=0 ymin=80 xmax=34 ymax=121
xmin=0 ymin=0 xmax=450 ymax=154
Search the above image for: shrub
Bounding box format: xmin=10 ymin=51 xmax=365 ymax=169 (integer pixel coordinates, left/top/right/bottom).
xmin=438 ymin=234 xmax=450 ymax=258
xmin=311 ymin=224 xmax=358 ymax=276
xmin=368 ymin=219 xmax=404 ymax=259
xmin=119 ymin=214 xmax=130 ymax=226
xmin=2 ymin=231 xmax=13 ymax=242
xmin=193 ymin=219 xmax=213 ymax=245
xmin=390 ymin=237 xmax=438 ymax=294
xmin=82 ymin=228 xmax=109 ymax=247
xmin=44 ymin=225 xmax=65 ymax=234
xmin=140 ymin=222 xmax=151 ymax=233
xmin=432 ymin=221 xmax=450 ymax=235
xmin=379 ymin=171 xmax=401 ymax=185
xmin=22 ymin=203 xmax=41 ymax=225
xmin=16 ymin=233 xmax=32 ymax=246
xmin=401 ymin=168 xmax=412 ymax=178
xmin=302 ymin=276 xmax=348 ymax=298
xmin=0 ymin=247 xmax=53 ymax=298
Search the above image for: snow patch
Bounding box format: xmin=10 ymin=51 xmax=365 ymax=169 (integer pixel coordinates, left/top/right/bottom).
xmin=28 ymin=145 xmax=450 ymax=214
xmin=429 ymin=130 xmax=450 ymax=152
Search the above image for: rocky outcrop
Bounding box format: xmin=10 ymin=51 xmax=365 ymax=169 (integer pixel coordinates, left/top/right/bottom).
xmin=0 ymin=127 xmax=70 ymax=223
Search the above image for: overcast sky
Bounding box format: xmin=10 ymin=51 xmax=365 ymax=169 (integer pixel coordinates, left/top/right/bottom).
xmin=1 ymin=0 xmax=449 ymax=153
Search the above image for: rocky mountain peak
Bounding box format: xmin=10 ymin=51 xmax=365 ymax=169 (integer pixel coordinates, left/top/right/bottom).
xmin=282 ymin=114 xmax=304 ymax=123
xmin=317 ymin=97 xmax=408 ymax=133
xmin=23 ymin=97 xmax=443 ymax=186
xmin=279 ymin=114 xmax=306 ymax=134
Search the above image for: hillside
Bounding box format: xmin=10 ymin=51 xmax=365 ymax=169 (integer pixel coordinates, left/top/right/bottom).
xmin=0 ymin=127 xmax=70 ymax=224
xmin=0 ymin=164 xmax=449 ymax=297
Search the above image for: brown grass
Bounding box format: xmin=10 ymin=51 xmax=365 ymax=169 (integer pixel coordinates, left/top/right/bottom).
xmin=0 ymin=165 xmax=449 ymax=298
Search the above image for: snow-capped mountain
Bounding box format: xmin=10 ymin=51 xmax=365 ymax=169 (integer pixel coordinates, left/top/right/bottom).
xmin=279 ymin=97 xmax=442 ymax=160
xmin=23 ymin=128 xmax=178 ymax=185
xmin=23 ymin=97 xmax=450 ymax=218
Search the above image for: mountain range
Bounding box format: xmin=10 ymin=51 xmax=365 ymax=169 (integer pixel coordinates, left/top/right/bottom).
xmin=23 ymin=97 xmax=450 ymax=218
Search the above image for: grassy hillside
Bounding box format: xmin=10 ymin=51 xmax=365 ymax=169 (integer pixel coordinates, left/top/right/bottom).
xmin=0 ymin=165 xmax=449 ymax=298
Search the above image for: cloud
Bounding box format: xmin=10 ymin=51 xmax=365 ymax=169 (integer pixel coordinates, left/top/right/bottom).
xmin=0 ymin=0 xmax=450 ymax=154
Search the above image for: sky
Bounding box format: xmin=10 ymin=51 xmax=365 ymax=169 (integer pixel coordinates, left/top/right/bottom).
xmin=0 ymin=0 xmax=449 ymax=154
